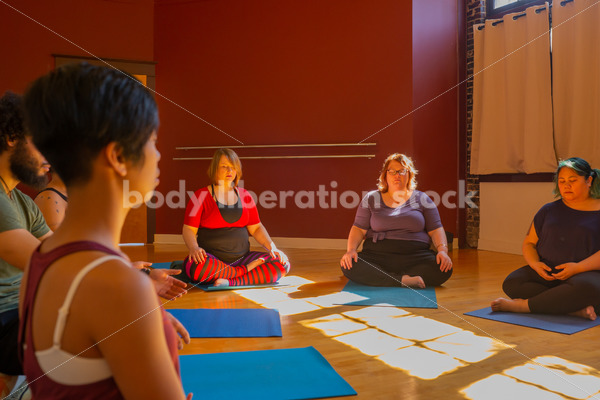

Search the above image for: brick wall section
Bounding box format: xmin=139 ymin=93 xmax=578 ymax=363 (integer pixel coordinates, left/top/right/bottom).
xmin=465 ymin=0 xmax=486 ymax=247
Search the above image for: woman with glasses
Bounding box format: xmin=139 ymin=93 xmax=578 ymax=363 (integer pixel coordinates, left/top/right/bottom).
xmin=340 ymin=153 xmax=452 ymax=287
xmin=181 ymin=148 xmax=290 ymax=287
xmin=492 ymin=157 xmax=600 ymax=320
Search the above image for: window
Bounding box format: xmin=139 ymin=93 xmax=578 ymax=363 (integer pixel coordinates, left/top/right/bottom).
xmin=486 ymin=0 xmax=548 ymax=18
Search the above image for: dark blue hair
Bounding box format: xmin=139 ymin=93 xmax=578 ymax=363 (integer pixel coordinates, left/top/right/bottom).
xmin=553 ymin=157 xmax=600 ymax=199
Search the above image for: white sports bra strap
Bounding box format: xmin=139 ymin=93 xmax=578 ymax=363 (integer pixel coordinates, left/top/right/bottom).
xmin=52 ymin=255 xmax=125 ymax=347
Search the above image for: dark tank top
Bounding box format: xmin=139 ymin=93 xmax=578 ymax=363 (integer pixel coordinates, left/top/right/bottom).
xmin=197 ymin=185 xmax=249 ymax=263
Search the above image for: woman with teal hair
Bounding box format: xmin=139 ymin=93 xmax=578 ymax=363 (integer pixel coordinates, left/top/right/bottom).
xmin=492 ymin=157 xmax=600 ymax=320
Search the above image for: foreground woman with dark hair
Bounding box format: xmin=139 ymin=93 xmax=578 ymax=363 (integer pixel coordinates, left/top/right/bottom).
xmin=20 ymin=63 xmax=191 ymax=399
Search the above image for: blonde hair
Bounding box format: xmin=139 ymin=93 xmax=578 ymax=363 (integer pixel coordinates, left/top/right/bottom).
xmin=207 ymin=148 xmax=242 ymax=187
xmin=377 ymin=153 xmax=418 ymax=192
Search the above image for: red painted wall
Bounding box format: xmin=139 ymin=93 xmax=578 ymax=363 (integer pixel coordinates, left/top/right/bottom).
xmin=154 ymin=0 xmax=419 ymax=238
xmin=1 ymin=0 xmax=460 ymax=239
xmin=0 ymin=0 xmax=154 ymax=196
xmin=0 ymin=0 xmax=154 ymax=93
xmin=412 ymin=0 xmax=460 ymax=236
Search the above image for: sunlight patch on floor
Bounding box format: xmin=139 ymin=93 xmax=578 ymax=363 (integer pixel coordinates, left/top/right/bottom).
xmin=461 ymin=356 xmax=600 ymax=400
xmin=298 ymin=314 xmax=366 ymax=337
xmin=369 ymin=315 xmax=462 ymax=341
xmin=334 ymin=328 xmax=413 ymax=356
xmin=424 ymin=331 xmax=505 ymax=363
xmin=462 ymin=374 xmax=568 ymax=400
xmin=299 ymin=307 xmax=509 ymax=380
xmin=379 ymin=345 xmax=464 ymax=380
xmin=232 ymin=275 xmax=510 ymax=381
xmin=233 ymin=275 xmax=320 ymax=316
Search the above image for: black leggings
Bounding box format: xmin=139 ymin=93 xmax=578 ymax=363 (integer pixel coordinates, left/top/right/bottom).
xmin=503 ymin=266 xmax=600 ymax=314
xmin=0 ymin=309 xmax=22 ymax=375
xmin=341 ymin=239 xmax=452 ymax=287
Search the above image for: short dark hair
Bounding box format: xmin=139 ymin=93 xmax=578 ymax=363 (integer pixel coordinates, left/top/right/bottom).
xmin=0 ymin=91 xmax=26 ymax=154
xmin=23 ymin=63 xmax=158 ymax=186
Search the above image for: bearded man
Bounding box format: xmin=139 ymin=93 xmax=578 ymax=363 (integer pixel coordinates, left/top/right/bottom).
xmin=0 ymin=91 xmax=51 ymax=396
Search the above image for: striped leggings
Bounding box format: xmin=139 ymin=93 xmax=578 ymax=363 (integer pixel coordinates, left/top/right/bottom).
xmin=183 ymin=251 xmax=290 ymax=286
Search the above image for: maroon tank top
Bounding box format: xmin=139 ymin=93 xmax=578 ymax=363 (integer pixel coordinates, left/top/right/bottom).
xmin=18 ymin=241 xmax=181 ymax=399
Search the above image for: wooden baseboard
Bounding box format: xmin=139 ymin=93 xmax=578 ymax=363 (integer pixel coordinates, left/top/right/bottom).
xmin=477 ymin=238 xmax=522 ymax=255
xmin=154 ymin=234 xmax=459 ymax=251
xmin=154 ymin=234 xmax=348 ymax=250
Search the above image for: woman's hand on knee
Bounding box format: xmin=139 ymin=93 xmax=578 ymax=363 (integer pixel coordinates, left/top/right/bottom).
xmin=188 ymin=247 xmax=206 ymax=264
xmin=340 ymin=250 xmax=358 ymax=270
xmin=436 ymin=251 xmax=453 ymax=272
xmin=269 ymin=244 xmax=289 ymax=265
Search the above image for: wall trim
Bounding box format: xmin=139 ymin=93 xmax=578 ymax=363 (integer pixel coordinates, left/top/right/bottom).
xmin=154 ymin=234 xmax=348 ymax=250
xmin=154 ymin=234 xmax=459 ymax=251
xmin=477 ymin=238 xmax=522 ymax=255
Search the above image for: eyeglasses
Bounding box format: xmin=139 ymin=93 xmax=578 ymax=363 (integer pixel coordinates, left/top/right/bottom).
xmin=387 ymin=169 xmax=408 ymax=176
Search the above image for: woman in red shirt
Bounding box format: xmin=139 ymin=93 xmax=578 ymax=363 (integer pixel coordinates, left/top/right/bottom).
xmin=182 ymin=149 xmax=290 ymax=286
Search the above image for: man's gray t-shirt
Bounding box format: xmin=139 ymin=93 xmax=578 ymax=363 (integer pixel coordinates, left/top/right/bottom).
xmin=0 ymin=187 xmax=49 ymax=314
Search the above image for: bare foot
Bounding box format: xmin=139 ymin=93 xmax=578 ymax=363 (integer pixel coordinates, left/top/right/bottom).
xmin=570 ymin=305 xmax=597 ymax=321
xmin=214 ymin=278 xmax=229 ymax=287
xmin=491 ymin=297 xmax=530 ymax=313
xmin=401 ymin=275 xmax=425 ymax=288
xmin=246 ymin=257 xmax=266 ymax=272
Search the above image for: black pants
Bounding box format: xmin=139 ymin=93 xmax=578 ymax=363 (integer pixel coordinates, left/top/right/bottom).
xmin=503 ymin=266 xmax=600 ymax=314
xmin=341 ymin=239 xmax=452 ymax=287
xmin=0 ymin=308 xmax=22 ymax=375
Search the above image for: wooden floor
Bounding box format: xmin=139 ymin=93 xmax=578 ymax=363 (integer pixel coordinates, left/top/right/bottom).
xmin=122 ymin=245 xmax=600 ymax=400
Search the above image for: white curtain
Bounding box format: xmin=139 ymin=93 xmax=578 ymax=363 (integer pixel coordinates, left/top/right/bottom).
xmin=471 ymin=3 xmax=557 ymax=174
xmin=552 ymin=0 xmax=600 ymax=166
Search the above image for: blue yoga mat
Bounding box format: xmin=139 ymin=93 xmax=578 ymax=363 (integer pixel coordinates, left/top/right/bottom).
xmin=179 ymin=346 xmax=356 ymax=399
xmin=151 ymin=261 xmax=174 ymax=269
xmin=336 ymin=281 xmax=438 ymax=308
xmin=168 ymin=308 xmax=282 ymax=337
xmin=465 ymin=307 xmax=600 ymax=334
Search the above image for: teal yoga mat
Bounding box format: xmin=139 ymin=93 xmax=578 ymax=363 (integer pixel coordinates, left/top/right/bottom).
xmin=179 ymin=346 xmax=356 ymax=399
xmin=465 ymin=307 xmax=600 ymax=334
xmin=168 ymin=308 xmax=282 ymax=337
xmin=337 ymin=281 xmax=438 ymax=308
xmin=151 ymin=261 xmax=177 ymax=269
